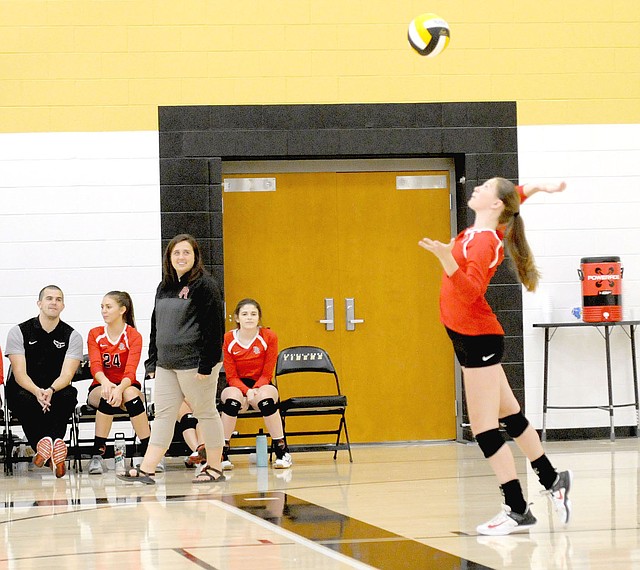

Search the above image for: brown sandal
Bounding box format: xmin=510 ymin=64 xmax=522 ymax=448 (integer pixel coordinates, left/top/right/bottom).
xmin=192 ymin=465 xmax=225 ymax=484
xmin=117 ymin=465 xmax=156 ymax=485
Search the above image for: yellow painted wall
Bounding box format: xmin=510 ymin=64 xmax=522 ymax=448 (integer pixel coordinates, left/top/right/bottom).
xmin=0 ymin=0 xmax=638 ymax=132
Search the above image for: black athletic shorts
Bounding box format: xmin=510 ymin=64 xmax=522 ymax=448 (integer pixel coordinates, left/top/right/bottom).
xmin=445 ymin=327 xmax=504 ymax=368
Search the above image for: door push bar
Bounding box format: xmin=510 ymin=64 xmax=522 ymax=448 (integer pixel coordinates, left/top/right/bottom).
xmin=345 ymin=298 xmax=364 ymax=331
xmin=319 ymin=297 xmax=335 ymax=331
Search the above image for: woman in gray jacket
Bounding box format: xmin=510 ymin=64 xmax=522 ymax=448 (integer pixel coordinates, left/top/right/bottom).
xmin=118 ymin=233 xmax=225 ymax=484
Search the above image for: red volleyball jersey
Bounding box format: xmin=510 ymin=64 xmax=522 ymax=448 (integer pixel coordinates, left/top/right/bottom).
xmin=440 ymin=228 xmax=505 ymax=335
xmin=439 ymin=185 xmax=528 ymax=336
xmin=87 ymin=324 xmax=143 ymax=387
xmin=223 ymin=327 xmax=278 ymax=395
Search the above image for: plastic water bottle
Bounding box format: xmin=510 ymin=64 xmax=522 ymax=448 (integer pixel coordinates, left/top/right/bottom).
xmin=540 ymin=289 xmax=553 ymax=323
xmin=14 ymin=443 xmax=27 ymax=475
xmin=256 ymin=429 xmax=268 ymax=467
xmin=18 ymin=443 xmax=27 ymax=475
xmin=114 ymin=433 xmax=127 ymax=475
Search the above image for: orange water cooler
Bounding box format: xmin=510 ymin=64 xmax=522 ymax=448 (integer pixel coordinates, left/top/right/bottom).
xmin=577 ymin=256 xmax=623 ymax=322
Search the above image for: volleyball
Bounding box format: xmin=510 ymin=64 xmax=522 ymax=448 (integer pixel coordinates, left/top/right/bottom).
xmin=408 ymin=13 xmax=450 ymax=57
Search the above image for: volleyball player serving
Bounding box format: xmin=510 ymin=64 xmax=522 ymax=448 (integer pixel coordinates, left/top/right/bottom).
xmin=419 ymin=178 xmax=570 ymax=536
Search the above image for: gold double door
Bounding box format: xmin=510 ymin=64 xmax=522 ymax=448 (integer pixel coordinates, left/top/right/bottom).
xmin=222 ymin=170 xmax=455 ymax=442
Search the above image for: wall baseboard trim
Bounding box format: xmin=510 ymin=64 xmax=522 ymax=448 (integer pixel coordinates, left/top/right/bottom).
xmin=536 ymin=427 xmax=639 ymax=441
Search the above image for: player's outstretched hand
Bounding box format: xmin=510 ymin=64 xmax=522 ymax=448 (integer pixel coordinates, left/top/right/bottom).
xmin=523 ymin=180 xmax=567 ymax=197
xmin=544 ymin=181 xmax=566 ymax=193
xmin=419 ymin=237 xmax=454 ymax=257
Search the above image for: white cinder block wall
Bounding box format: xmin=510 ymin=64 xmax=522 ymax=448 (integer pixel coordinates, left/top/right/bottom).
xmin=519 ymin=124 xmax=640 ymax=430
xmin=0 ymin=131 xmax=161 ymax=417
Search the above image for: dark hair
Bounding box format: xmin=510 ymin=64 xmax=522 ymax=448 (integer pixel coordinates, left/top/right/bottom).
xmin=494 ymin=177 xmax=540 ymax=292
xmin=38 ymin=285 xmax=64 ymax=301
xmin=104 ymin=290 xmax=136 ymax=328
xmin=162 ymin=233 xmax=205 ymax=286
xmin=233 ymin=298 xmax=262 ymax=329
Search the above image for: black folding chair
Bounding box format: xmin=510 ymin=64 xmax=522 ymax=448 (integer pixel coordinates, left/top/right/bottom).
xmin=0 ymin=383 xmax=28 ymax=475
xmin=275 ymin=346 xmax=352 ymax=462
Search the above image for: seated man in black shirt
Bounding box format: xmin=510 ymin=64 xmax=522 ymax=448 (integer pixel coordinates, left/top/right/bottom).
xmin=5 ymin=285 xmax=83 ymax=478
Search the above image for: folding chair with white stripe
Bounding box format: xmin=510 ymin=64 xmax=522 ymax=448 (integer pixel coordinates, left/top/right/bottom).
xmin=275 ymin=346 xmax=352 ymax=462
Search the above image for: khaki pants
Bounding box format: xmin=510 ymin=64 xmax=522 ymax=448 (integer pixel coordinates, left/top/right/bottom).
xmin=149 ymin=363 xmax=224 ymax=451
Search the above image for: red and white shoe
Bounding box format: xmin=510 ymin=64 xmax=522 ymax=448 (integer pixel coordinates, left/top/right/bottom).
xmin=184 ymin=452 xmax=202 ymax=468
xmin=476 ymin=504 xmax=537 ymax=536
xmin=51 ymin=438 xmax=67 ymax=478
xmin=33 ymin=436 xmax=53 ymax=468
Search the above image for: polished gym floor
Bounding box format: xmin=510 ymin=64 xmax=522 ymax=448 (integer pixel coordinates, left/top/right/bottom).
xmin=1 ymin=439 xmax=638 ymax=569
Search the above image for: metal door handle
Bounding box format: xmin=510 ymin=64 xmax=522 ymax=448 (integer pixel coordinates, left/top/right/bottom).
xmin=345 ymin=298 xmax=364 ymax=331
xmin=318 ymin=298 xmax=335 ymax=331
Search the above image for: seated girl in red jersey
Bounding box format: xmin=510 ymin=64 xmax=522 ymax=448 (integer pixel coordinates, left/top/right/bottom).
xmin=419 ymin=179 xmax=570 ymax=536
xmin=86 ymin=291 xmax=150 ymax=475
xmin=220 ymin=298 xmax=291 ymax=470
